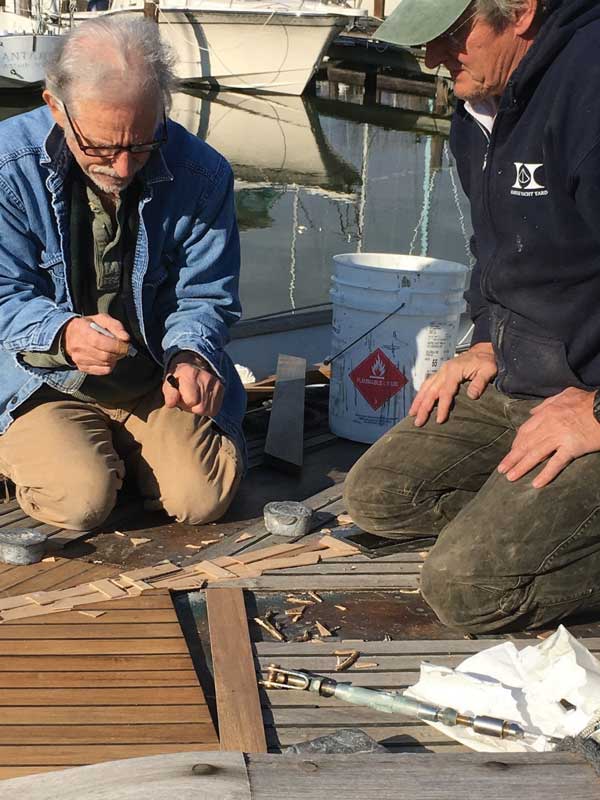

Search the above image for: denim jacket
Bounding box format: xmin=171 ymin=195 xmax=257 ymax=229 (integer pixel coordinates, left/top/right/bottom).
xmin=0 ymin=106 xmax=246 ymax=460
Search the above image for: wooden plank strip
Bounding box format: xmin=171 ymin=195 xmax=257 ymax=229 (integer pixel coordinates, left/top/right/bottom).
xmin=0 ymin=671 xmax=201 ymax=689
xmin=0 ymin=706 xmax=211 ymax=725
xmin=256 ymin=655 xmax=476 ymax=671
xmin=48 ymin=563 xmax=117 ymax=590
xmin=0 ymin=654 xmax=195 ymax=672
xmin=0 ymin=623 xmax=183 ymax=639
xmin=263 ymin=354 xmax=306 ymax=474
xmin=234 ymin=542 xmax=309 ymax=565
xmin=0 ymin=751 xmax=249 ymax=789
xmin=4 ymin=561 xmax=106 ymax=595
xmin=254 ymin=638 xmax=600 ymax=655
xmin=89 ymin=579 xmax=128 ymax=600
xmin=120 ymin=563 xmax=181 ymax=582
xmin=0 ymin=743 xmax=218 ymax=767
xmin=264 ymin=563 xmax=423 ymax=574
xmin=195 ymin=561 xmax=236 ymax=581
xmin=206 ymin=588 xmax=267 ymax=752
xmin=0 ymin=562 xmax=62 ymax=594
xmin=0 ymin=723 xmax=216 ymax=745
xmin=0 ymin=687 xmax=206 ymax=705
xmin=12 ymin=608 xmax=180 ymax=624
xmin=0 ymin=638 xmax=190 ymax=656
xmin=199 ymin=576 xmax=420 ymax=590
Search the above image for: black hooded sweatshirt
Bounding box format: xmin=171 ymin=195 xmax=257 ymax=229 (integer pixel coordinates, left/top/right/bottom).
xmin=451 ymin=0 xmax=600 ymax=398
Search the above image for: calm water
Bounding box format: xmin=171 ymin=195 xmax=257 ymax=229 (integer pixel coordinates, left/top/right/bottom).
xmin=0 ymin=85 xmax=472 ymax=321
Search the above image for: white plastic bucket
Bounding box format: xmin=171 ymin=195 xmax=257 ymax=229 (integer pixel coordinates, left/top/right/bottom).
xmin=329 ymin=253 xmax=470 ymax=444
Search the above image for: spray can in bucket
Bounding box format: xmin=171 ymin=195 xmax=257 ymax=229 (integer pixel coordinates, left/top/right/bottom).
xmin=328 ymin=253 xmax=469 ymax=444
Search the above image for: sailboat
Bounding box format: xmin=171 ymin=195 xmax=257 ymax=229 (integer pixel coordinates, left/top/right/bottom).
xmin=55 ymin=0 xmax=366 ymax=96
xmin=0 ymin=6 xmax=59 ymax=90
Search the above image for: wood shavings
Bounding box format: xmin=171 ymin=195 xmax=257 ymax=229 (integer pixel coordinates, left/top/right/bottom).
xmin=235 ymin=533 xmax=254 ymax=543
xmin=114 ymin=531 xmax=126 ymax=537
xmin=314 ymin=620 xmax=332 ymax=637
xmin=336 ymin=514 xmax=353 ymax=526
xmin=334 ymin=605 xmax=347 ymax=612
xmin=130 ymin=537 xmax=152 ymax=547
xmin=353 ymin=661 xmax=378 ymax=669
xmin=397 ymin=588 xmax=420 ymax=595
xmin=319 ymin=528 xmax=331 ymax=534
xmin=307 ymin=591 xmax=322 ymax=604
xmin=78 ymin=610 xmax=106 ymax=618
xmin=41 ymin=557 xmax=56 ymax=563
xmin=200 ymin=539 xmax=220 ymax=545
xmin=284 ymin=606 xmax=306 ymax=621
xmin=419 ymin=551 xmax=429 ymax=559
xmin=286 ymin=596 xmax=314 ymax=606
xmin=334 ymin=650 xmax=360 ymax=672
xmin=185 ymin=544 xmax=203 ymax=550
xmin=254 ymin=616 xmax=286 ymax=642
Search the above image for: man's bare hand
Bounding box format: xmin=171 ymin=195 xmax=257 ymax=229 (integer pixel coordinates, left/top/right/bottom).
xmin=163 ymin=351 xmax=224 ymax=417
xmin=64 ymin=313 xmax=131 ymax=375
xmin=409 ymin=342 xmax=498 ymax=427
xmin=497 ymin=387 xmax=600 ymax=488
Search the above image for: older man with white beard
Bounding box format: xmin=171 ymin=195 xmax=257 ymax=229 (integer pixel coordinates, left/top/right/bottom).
xmin=0 ymin=16 xmax=246 ymax=532
xmin=345 ymin=0 xmax=600 ymax=633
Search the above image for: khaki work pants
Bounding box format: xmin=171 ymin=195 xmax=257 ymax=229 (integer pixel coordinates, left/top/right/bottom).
xmin=0 ymin=385 xmax=242 ymax=531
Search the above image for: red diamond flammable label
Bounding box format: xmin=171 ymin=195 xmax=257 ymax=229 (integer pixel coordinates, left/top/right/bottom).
xmin=349 ymin=348 xmax=408 ymax=411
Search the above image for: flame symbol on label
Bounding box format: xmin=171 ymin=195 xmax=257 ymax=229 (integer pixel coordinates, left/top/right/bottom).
xmin=371 ymin=356 xmax=386 ymax=378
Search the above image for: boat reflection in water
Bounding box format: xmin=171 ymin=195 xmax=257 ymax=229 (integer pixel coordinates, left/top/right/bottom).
xmin=170 ymin=89 xmax=364 ymax=375
xmin=170 ymin=90 xmax=361 ymax=202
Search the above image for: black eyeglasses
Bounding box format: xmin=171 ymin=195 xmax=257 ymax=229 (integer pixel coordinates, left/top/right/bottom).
xmin=63 ymin=104 xmax=168 ymax=157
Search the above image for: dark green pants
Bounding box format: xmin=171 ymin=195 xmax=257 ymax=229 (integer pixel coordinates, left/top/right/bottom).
xmin=344 ymin=385 xmax=600 ymax=633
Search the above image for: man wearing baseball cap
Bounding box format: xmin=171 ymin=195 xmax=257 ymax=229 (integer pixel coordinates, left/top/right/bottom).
xmin=345 ymin=1 xmax=600 ymax=633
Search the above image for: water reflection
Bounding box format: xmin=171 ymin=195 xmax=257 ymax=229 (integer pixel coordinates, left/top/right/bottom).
xmin=0 ymin=87 xmax=472 ymax=319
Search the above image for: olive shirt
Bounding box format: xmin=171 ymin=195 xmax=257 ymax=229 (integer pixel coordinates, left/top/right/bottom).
xmin=21 ymin=170 xmax=162 ymax=407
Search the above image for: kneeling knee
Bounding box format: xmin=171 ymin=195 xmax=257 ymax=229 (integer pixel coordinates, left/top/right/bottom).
xmin=19 ymin=469 xmax=119 ymax=531
xmin=420 ymin=555 xmax=523 ymax=633
xmin=162 ymin=477 xmax=240 ymax=526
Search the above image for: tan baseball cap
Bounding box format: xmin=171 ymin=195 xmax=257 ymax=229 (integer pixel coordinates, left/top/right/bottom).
xmin=375 ymin=0 xmax=472 ymax=47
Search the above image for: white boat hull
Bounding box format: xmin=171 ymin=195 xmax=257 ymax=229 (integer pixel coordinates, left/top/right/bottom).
xmin=98 ymin=4 xmax=358 ymax=95
xmin=0 ymin=32 xmax=59 ymax=89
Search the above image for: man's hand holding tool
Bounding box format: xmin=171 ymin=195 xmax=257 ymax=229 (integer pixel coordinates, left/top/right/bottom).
xmin=163 ymin=350 xmax=224 ymax=417
xmin=64 ymin=313 xmax=132 ymax=375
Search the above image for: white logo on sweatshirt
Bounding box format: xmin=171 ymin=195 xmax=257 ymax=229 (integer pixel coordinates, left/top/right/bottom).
xmin=511 ymin=162 xmax=548 ymax=197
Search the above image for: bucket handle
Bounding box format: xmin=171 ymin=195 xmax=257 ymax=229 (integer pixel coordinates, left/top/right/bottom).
xmin=324 ymin=300 xmax=406 ymax=367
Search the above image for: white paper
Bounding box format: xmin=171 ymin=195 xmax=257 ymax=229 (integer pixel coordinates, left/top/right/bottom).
xmin=404 ymin=626 xmax=600 ymax=752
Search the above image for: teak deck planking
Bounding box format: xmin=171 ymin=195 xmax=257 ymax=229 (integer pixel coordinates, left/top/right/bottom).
xmin=0 ymin=589 xmax=218 ymax=778
xmin=207 ymin=588 xmax=268 ymax=752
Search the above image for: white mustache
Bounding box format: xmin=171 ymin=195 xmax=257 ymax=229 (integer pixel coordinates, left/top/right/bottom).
xmin=89 ymin=165 xmax=121 ymax=179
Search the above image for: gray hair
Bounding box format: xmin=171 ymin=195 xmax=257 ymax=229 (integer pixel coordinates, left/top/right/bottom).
xmin=45 ymin=14 xmax=178 ymax=111
xmin=476 ymin=0 xmax=552 ymax=29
